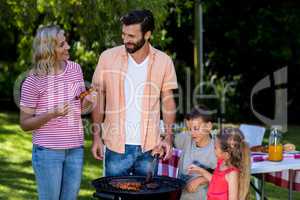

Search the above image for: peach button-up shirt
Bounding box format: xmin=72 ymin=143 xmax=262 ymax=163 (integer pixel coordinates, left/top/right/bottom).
xmin=92 ymin=44 xmax=178 ymax=153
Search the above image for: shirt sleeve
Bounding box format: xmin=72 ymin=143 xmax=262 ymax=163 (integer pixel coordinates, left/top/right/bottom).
xmin=162 ymin=57 xmax=178 ymax=92
xmin=174 ymin=132 xmax=189 ymax=149
xmin=20 ymin=76 xmax=39 ymax=108
xmin=92 ymin=53 xmax=106 ymax=93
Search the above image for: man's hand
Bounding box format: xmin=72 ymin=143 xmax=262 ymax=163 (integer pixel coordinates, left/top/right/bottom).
xmin=152 ymin=136 xmax=173 ymax=161
xmin=91 ymin=138 xmax=104 ymax=160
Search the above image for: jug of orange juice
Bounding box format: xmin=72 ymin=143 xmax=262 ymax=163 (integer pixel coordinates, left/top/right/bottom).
xmin=268 ymin=127 xmax=283 ymax=161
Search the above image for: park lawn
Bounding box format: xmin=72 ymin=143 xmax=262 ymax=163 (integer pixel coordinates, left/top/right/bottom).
xmin=0 ymin=112 xmax=102 ymax=200
xmin=0 ymin=111 xmax=299 ymax=200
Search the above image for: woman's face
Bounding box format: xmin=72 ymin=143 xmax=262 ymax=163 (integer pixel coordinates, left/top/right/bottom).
xmin=186 ymin=118 xmax=212 ymax=143
xmin=55 ymin=31 xmax=70 ymax=62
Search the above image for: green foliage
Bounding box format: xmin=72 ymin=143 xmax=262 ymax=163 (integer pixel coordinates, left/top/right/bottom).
xmin=164 ymin=0 xmax=300 ymax=122
xmin=0 ymin=0 xmax=170 ymax=103
xmin=1 ymin=0 xmax=300 ymax=122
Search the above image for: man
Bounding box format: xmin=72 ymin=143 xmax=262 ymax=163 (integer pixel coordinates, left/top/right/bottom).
xmin=91 ymin=9 xmax=178 ymax=176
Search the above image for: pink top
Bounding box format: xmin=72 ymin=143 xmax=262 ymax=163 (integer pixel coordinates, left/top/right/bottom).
xmin=20 ymin=61 xmax=85 ymax=149
xmin=207 ymin=159 xmax=239 ymax=200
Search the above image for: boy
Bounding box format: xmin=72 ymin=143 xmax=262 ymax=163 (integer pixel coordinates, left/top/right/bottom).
xmin=175 ymin=105 xmax=217 ymax=200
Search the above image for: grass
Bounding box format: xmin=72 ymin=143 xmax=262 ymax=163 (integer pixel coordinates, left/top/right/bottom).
xmin=0 ymin=112 xmax=102 ymax=200
xmin=0 ymin=111 xmax=299 ymax=199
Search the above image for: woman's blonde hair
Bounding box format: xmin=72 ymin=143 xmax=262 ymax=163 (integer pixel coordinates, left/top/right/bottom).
xmin=217 ymin=128 xmax=251 ymax=200
xmin=32 ymin=25 xmax=64 ymax=76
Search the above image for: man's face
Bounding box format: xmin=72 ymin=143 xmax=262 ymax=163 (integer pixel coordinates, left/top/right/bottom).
xmin=122 ymin=24 xmax=146 ymax=54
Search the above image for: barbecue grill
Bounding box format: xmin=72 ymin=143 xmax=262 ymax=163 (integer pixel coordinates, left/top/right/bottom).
xmin=92 ymin=176 xmax=185 ymax=200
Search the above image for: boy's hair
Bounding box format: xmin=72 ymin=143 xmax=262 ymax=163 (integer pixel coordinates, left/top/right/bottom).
xmin=120 ymin=9 xmax=155 ymax=34
xmin=218 ymin=128 xmax=251 ymax=200
xmin=185 ymin=105 xmax=213 ymax=122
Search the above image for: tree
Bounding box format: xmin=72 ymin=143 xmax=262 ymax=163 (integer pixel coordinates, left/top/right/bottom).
xmin=0 ymin=0 xmax=170 ymax=108
xmin=163 ymin=0 xmax=300 ymax=123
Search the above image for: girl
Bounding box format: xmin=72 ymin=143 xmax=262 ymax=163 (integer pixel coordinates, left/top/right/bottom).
xmin=188 ymin=128 xmax=251 ymax=200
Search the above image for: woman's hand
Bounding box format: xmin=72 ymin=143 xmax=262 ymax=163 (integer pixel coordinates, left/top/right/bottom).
xmin=20 ymin=103 xmax=69 ymax=132
xmin=50 ymin=102 xmax=70 ymax=118
xmin=81 ymin=89 xmax=98 ymax=114
xmin=84 ymin=90 xmax=97 ymax=103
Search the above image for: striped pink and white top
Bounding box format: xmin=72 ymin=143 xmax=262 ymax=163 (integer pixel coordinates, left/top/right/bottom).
xmin=20 ymin=61 xmax=86 ymax=149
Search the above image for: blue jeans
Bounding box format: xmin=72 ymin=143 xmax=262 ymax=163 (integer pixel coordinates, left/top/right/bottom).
xmin=105 ymin=145 xmax=154 ymax=176
xmin=32 ymin=145 xmax=84 ymax=200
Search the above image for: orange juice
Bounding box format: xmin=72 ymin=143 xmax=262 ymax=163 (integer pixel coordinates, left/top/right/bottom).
xmin=268 ymin=144 xmax=283 ymax=161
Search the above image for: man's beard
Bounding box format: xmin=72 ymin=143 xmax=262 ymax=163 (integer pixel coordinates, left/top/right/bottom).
xmin=125 ymin=37 xmax=146 ymax=54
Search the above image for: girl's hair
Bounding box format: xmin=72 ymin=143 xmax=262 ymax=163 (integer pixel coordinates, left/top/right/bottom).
xmin=217 ymin=128 xmax=251 ymax=200
xmin=32 ymin=25 xmax=64 ymax=76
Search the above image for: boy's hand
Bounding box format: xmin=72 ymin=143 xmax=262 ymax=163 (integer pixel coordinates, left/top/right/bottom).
xmin=187 ymin=164 xmax=203 ymax=175
xmin=185 ymin=177 xmax=208 ymax=193
xmin=185 ymin=178 xmax=201 ymax=193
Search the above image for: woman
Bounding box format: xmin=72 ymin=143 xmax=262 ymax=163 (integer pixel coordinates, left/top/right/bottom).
xmin=20 ymin=25 xmax=92 ymax=200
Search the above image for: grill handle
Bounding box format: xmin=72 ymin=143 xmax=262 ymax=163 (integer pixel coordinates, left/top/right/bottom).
xmin=153 ymin=154 xmax=159 ymax=176
xmin=93 ymin=192 xmax=116 ymax=200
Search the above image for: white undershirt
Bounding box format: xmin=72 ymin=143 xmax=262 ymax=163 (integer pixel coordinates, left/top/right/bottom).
xmin=124 ymin=54 xmax=149 ymax=145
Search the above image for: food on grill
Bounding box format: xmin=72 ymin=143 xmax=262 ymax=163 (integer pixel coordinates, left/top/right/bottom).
xmin=250 ymin=145 xmax=268 ymax=153
xmin=92 ymin=176 xmax=185 ymax=200
xmin=76 ymin=88 xmax=96 ymax=100
xmin=146 ymin=182 xmax=159 ymax=189
xmin=110 ymin=181 xmax=142 ymax=191
xmin=283 ymin=143 xmax=296 ymax=152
